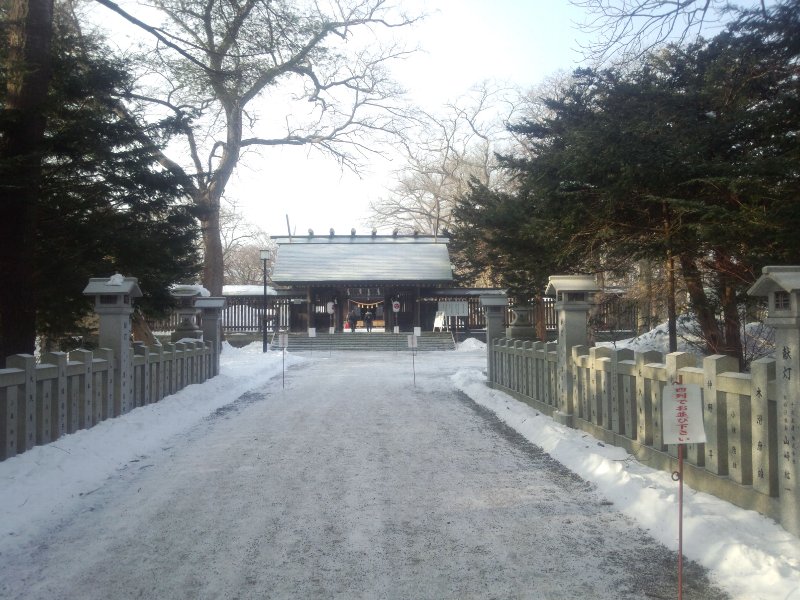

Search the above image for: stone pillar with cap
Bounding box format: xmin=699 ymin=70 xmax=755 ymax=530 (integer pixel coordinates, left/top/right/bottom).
xmin=480 ymin=292 xmax=508 ymax=386
xmin=545 ymin=275 xmax=599 ymax=428
xmin=748 ymin=265 xmax=800 ymax=536
xmin=83 ymin=275 xmax=142 ymax=415
xmin=196 ymin=296 xmax=226 ymax=376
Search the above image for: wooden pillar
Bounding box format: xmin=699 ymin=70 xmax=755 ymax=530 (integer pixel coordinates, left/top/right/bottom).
xmin=414 ymin=286 xmax=421 ymax=329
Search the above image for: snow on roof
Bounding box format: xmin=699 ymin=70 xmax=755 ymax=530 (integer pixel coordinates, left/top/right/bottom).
xmin=223 ymin=285 xmax=277 ymax=296
xmin=83 ymin=275 xmax=142 ymax=297
xmin=270 ymin=235 xmax=453 ymax=284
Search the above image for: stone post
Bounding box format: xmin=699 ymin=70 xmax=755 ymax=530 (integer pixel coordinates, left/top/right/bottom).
xmin=480 ymin=292 xmax=508 ymax=387
xmin=83 ymin=275 xmax=142 ymax=416
xmin=748 ymin=266 xmax=800 ymax=536
xmin=196 ymin=297 xmax=226 ymax=377
xmin=545 ymin=275 xmax=599 ymax=428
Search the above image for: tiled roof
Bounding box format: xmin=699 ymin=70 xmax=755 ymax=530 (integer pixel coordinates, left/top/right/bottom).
xmin=270 ymin=235 xmax=453 ymax=284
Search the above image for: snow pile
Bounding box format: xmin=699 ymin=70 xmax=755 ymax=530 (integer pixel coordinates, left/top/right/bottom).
xmin=598 ymin=315 xmax=776 ymax=361
xmin=456 ymin=337 xmax=486 ymax=352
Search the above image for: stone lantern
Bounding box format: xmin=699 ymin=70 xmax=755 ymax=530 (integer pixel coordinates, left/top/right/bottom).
xmin=83 ymin=274 xmax=142 ymax=414
xmin=170 ymin=285 xmax=204 ymax=342
xmin=545 ymin=274 xmax=599 ymax=427
xmin=506 ymin=304 xmax=536 ymax=341
xmin=748 ymin=265 xmax=800 ymax=535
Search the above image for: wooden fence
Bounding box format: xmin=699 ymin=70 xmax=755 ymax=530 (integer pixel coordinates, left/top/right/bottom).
xmin=150 ymin=293 xmax=636 ymax=336
xmin=0 ymin=340 xmax=213 ymax=461
xmin=489 ymin=339 xmax=779 ymax=523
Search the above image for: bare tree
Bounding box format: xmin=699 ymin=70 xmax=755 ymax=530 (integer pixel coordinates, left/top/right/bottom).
xmin=367 ymin=83 xmax=519 ymax=235
xmin=571 ymin=0 xmax=768 ymax=64
xmin=93 ymin=0 xmax=420 ymax=294
xmin=219 ymin=201 xmax=274 ymax=285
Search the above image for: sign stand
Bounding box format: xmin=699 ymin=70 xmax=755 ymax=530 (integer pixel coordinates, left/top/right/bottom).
xmin=407 ymin=334 xmax=418 ymax=386
xmin=279 ymin=332 xmax=288 ymax=389
xmin=663 ymin=377 xmax=706 ymax=600
xmin=678 ymin=443 xmax=684 ymax=600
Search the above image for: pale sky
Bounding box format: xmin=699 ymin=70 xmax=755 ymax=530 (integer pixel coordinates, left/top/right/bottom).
xmin=91 ymin=1 xmax=592 ymax=237
xmin=228 ymin=0 xmax=591 ymax=237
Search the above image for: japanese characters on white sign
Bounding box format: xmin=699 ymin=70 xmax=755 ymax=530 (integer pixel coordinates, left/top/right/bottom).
xmin=662 ymin=383 xmax=707 ymax=445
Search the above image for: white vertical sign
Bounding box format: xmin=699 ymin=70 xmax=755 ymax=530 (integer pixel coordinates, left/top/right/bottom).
xmin=308 ymin=327 xmax=316 ymax=338
xmin=662 ymin=383 xmax=706 ymax=444
xmin=279 ymin=333 xmax=288 ymax=348
xmin=407 ymin=335 xmax=418 ymax=348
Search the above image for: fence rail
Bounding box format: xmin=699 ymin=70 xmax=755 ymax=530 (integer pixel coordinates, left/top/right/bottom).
xmin=0 ymin=340 xmax=212 ymax=461
xmin=489 ymin=339 xmax=780 ymax=522
xmin=149 ymin=293 xmax=637 ymax=335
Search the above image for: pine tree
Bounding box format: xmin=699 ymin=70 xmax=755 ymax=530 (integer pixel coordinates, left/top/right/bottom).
xmin=1 ymin=4 xmax=200 ymax=349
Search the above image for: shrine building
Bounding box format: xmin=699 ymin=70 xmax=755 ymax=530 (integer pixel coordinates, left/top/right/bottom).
xmin=268 ymin=232 xmax=477 ymax=332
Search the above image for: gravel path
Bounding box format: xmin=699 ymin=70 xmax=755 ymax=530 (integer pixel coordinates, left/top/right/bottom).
xmin=1 ymin=351 xmax=728 ymax=599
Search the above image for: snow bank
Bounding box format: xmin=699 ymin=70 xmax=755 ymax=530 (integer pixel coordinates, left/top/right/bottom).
xmin=451 ymin=367 xmax=800 ymax=600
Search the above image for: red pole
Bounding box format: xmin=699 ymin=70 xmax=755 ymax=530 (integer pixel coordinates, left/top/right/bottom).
xmin=678 ymin=442 xmax=684 ymax=600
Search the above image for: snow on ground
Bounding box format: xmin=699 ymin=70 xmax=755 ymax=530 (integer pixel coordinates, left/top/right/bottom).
xmin=596 ymin=315 xmax=776 ymax=361
xmin=1 ymin=340 xmax=799 ymax=599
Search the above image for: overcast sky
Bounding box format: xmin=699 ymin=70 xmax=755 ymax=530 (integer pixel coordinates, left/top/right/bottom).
xmin=226 ymin=0 xmax=592 ymax=237
xmin=92 ymin=1 xmax=592 ymax=237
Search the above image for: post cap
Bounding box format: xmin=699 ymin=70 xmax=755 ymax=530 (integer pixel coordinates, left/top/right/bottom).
xmin=83 ymin=274 xmax=142 ymax=297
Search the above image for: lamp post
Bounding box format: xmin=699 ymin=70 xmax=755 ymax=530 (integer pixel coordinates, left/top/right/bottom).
xmin=260 ymin=249 xmax=270 ymax=352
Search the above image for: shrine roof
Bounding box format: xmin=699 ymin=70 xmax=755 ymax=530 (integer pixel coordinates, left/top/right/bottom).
xmin=270 ymin=235 xmax=453 ymax=284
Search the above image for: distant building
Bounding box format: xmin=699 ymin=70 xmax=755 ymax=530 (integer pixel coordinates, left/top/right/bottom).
xmin=269 ymin=233 xmax=455 ymax=332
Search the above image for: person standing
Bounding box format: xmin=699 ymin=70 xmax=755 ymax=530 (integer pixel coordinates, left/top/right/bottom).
xmin=364 ymin=310 xmax=373 ymax=333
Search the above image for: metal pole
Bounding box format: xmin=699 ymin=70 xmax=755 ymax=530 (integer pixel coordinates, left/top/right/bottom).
xmin=262 ymin=257 xmax=267 ymax=352
xmin=676 ymin=373 xmax=684 ymax=600
xmin=678 ymin=443 xmax=684 ymax=600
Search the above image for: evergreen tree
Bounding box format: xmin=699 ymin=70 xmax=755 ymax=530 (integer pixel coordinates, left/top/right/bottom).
xmin=454 ymin=0 xmax=800 ymax=364
xmin=1 ymin=4 xmax=200 ymax=348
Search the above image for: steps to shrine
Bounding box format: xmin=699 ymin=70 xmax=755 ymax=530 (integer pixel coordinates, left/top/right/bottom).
xmin=271 ymin=331 xmax=455 ymax=352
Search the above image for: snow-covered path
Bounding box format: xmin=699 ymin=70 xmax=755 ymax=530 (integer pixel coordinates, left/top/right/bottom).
xmin=0 ymin=350 xmax=726 ymax=600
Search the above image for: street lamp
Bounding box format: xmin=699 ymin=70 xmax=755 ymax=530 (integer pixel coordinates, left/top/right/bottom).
xmin=260 ymin=248 xmax=270 ymax=352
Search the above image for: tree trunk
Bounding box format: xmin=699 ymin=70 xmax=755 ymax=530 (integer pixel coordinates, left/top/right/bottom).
xmin=198 ymin=193 xmax=225 ymax=296
xmin=534 ymin=295 xmax=547 ymax=341
xmin=679 ymin=253 xmax=723 ymax=355
xmin=0 ymin=0 xmax=54 ymax=364
xmin=714 ymin=250 xmax=745 ymax=369
xmin=666 ymin=254 xmax=677 ymax=353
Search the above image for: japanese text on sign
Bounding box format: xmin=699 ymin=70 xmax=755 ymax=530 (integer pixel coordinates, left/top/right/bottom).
xmin=662 ymin=383 xmax=707 ymax=445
